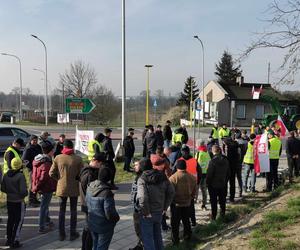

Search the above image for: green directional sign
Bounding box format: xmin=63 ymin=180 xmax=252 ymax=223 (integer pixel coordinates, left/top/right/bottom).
xmin=65 ymin=98 xmax=96 ymax=114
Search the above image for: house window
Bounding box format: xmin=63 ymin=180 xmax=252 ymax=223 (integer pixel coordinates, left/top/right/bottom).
xmin=236 ymin=104 xmax=246 ymax=119
xmin=207 ymin=90 xmax=213 ymax=102
xmin=256 ymin=105 xmax=264 ymax=119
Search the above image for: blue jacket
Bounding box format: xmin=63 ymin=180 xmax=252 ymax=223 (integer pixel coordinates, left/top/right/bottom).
xmin=86 ymin=180 xmax=120 ymax=234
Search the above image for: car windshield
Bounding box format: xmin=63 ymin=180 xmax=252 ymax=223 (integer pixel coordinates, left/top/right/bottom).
xmin=11 ymin=128 xmax=28 ymax=137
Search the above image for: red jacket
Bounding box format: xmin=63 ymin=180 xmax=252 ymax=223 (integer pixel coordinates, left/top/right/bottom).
xmin=32 ymin=154 xmax=57 ymax=194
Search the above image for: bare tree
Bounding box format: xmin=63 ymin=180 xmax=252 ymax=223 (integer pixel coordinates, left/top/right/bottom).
xmin=59 ymin=60 xmax=97 ymax=97
xmin=242 ymin=0 xmax=300 ymax=84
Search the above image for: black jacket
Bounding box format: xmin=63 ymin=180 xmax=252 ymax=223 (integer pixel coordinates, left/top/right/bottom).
xmin=54 ymin=142 xmax=64 ymax=158
xmin=123 ymin=135 xmax=135 ymax=157
xmin=144 ymin=132 xmax=157 ymax=154
xmin=286 ymin=137 xmax=300 ymax=158
xmin=103 ymin=136 xmax=115 ymax=161
xmin=182 ymin=128 xmax=189 ymax=144
xmin=22 ymin=143 xmax=42 ymax=171
xmin=163 ymin=125 xmax=172 ymax=141
xmin=224 ymin=139 xmax=240 ymax=166
xmin=155 ymin=130 xmax=164 ymax=147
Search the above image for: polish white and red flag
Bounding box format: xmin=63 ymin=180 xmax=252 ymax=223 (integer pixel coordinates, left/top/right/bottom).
xmin=276 ymin=115 xmax=288 ymax=137
xmin=252 ymin=85 xmax=263 ymax=99
xmin=254 ymin=134 xmax=270 ymax=173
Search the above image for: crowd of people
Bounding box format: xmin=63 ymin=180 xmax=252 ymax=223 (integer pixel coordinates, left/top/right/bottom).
xmin=0 ymin=120 xmax=299 ymax=250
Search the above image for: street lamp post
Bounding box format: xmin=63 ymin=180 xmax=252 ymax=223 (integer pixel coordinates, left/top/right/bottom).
xmin=31 ymin=34 xmax=48 ymax=126
xmin=190 ymin=76 xmax=195 ymax=128
xmin=194 ymin=35 xmax=205 ymax=126
xmin=145 ymin=65 xmax=153 ymax=125
xmin=33 ymin=68 xmax=47 ymax=120
xmin=121 ymin=0 xmax=126 ymax=143
xmin=1 ymin=53 xmax=23 ymax=120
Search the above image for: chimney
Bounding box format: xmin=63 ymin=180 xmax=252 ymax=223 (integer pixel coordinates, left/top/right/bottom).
xmin=236 ymin=76 xmax=244 ymax=86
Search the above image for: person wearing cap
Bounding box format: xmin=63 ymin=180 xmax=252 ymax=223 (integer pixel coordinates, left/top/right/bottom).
xmin=195 ymin=140 xmax=211 ymax=210
xmin=123 ymin=128 xmax=135 ymax=172
xmin=266 ymin=130 xmax=282 ymax=191
xmin=54 ymin=134 xmax=66 ymax=158
xmin=22 ymin=135 xmax=42 ymax=207
xmin=38 ymin=131 xmax=51 ymax=145
xmin=49 ymin=139 xmax=84 ymax=241
xmin=88 ymin=133 xmax=105 ymax=161
xmin=86 ymin=167 xmax=120 ymax=250
xmin=142 ymin=125 xmax=149 ymax=157
xmin=163 ymin=120 xmax=172 ymax=148
xmin=79 ymin=152 xmax=107 ymax=250
xmin=144 ymin=125 xmax=157 ymax=158
xmin=175 ymin=145 xmax=201 ymax=226
xmin=242 ymin=133 xmax=257 ymax=193
xmin=136 ymin=158 xmax=174 ymax=250
xmin=169 ymin=159 xmax=197 ymax=245
xmin=32 ymin=141 xmax=57 ymax=234
xmin=210 ymin=123 xmax=219 ymax=145
xmin=206 ymin=145 xmax=230 ymax=220
xmin=103 ymin=128 xmax=118 ymax=190
xmin=3 ymin=138 xmax=25 ymax=175
xmin=218 ymin=124 xmax=231 ymax=140
xmin=1 ymin=158 xmax=27 ymax=248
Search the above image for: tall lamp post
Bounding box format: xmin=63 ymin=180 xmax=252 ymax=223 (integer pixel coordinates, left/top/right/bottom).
xmin=31 ymin=34 xmax=48 ymax=126
xmin=193 ymin=35 xmax=205 ymax=126
xmin=33 ymin=68 xmax=47 ymax=120
xmin=145 ymin=65 xmax=153 ymax=125
xmin=121 ymin=0 xmax=126 ymax=143
xmin=1 ymin=53 xmax=23 ymax=120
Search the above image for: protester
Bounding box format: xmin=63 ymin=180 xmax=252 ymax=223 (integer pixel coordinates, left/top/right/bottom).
xmin=286 ymin=131 xmax=300 ymax=182
xmin=255 ymin=123 xmax=264 ymax=135
xmin=144 ymin=125 xmax=157 ymax=158
xmin=163 ymin=120 xmax=172 ymax=148
xmin=123 ymin=128 xmax=135 ymax=172
xmin=172 ymin=128 xmax=185 ymax=145
xmin=218 ymin=124 xmax=230 ymax=140
xmin=206 ymin=145 xmax=230 ymax=220
xmin=168 ymin=142 xmax=182 ymax=168
xmin=86 ymin=167 xmax=120 ymax=250
xmin=49 ymin=139 xmax=83 ymax=241
xmin=142 ymin=125 xmax=149 ymax=157
xmin=181 ymin=124 xmax=189 ymax=144
xmin=1 ymin=158 xmax=27 ymax=248
xmin=54 ymin=134 xmax=66 ymax=158
xmin=210 ymin=123 xmax=219 ymax=145
xmin=155 ymin=125 xmax=164 ymax=148
xmin=176 ymin=145 xmax=201 ymax=226
xmin=223 ymin=137 xmax=241 ymax=202
xmin=88 ymin=133 xmax=105 ymax=161
xmin=150 ymin=146 xmax=172 ymax=178
xmin=241 ymin=130 xmax=250 ymax=141
xmin=103 ymin=128 xmax=118 ymax=190
xmin=235 ymin=133 xmax=247 ymax=196
xmin=38 ymin=131 xmax=51 ymax=145
xmin=22 ymin=135 xmax=42 ymax=207
xmin=242 ymin=133 xmax=257 ymax=193
xmin=206 ymin=137 xmax=215 ymax=158
xmin=195 ymin=140 xmax=211 ymax=209
xmin=267 ymin=130 xmax=282 ymax=191
xmin=137 ymin=158 xmax=175 ymax=250
xmin=169 ymin=159 xmax=197 ymax=245
xmin=32 ymin=141 xmax=57 ymax=234
xmin=3 ymin=138 xmax=25 ymax=174
xmin=79 ymin=153 xmax=107 ymax=250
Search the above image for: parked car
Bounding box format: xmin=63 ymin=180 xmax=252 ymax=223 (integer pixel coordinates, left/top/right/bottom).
xmin=0 ymin=127 xmax=31 ymax=152
xmin=0 ymin=112 xmax=14 ymax=122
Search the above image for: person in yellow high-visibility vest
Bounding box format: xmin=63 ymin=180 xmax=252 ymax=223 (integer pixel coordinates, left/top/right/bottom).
xmin=242 ymin=134 xmax=256 ymax=193
xmin=172 ymin=128 xmax=184 ymax=145
xmin=266 ymin=130 xmax=282 ymax=191
xmin=87 ymin=133 xmax=105 ymax=161
xmin=195 ymin=140 xmax=211 ymax=210
xmin=210 ymin=124 xmax=219 ymax=145
xmin=3 ymin=138 xmax=25 ymax=174
xmin=218 ymin=124 xmax=231 ymax=140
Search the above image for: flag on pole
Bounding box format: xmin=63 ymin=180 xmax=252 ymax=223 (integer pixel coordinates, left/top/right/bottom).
xmin=254 ymin=134 xmax=270 ymax=173
xmin=276 ymin=115 xmax=288 ymax=137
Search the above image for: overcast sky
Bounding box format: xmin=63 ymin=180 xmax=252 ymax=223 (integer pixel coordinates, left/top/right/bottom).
xmin=0 ymin=0 xmax=297 ymax=97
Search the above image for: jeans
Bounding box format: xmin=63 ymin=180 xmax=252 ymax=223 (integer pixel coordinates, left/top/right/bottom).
xmin=123 ymin=156 xmax=132 ymax=171
xmin=208 ymin=186 xmax=226 ymax=220
xmin=140 ymin=212 xmax=163 ymax=250
xmin=199 ymin=175 xmax=207 ymax=207
xmin=58 ymin=196 xmax=78 ymax=235
xmin=91 ymin=230 xmax=114 ymax=250
xmin=39 ymin=192 xmax=53 ymax=230
xmin=288 ymin=157 xmax=300 ymax=180
xmin=170 ymin=204 xmax=191 ymax=243
xmin=242 ymin=164 xmax=256 ymax=191
xmin=133 ymin=211 xmax=143 ymax=246
xmin=266 ymin=160 xmax=279 ymax=191
xmin=164 ymin=140 xmax=171 ymax=148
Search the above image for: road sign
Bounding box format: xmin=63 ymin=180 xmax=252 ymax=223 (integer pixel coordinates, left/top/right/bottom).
xmin=57 ymin=113 xmax=69 ymax=124
xmin=65 ymin=98 xmax=96 ymax=114
xmin=195 ymin=98 xmax=202 ymax=111
xmin=153 ymin=99 xmax=157 ymax=107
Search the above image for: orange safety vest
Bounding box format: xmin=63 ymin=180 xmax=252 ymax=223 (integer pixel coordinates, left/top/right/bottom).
xmin=179 ymin=157 xmax=198 ymax=182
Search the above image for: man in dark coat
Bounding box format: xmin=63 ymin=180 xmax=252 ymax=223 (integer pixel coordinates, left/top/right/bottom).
xmin=163 ymin=120 xmax=172 ymax=148
xmin=181 ymin=124 xmax=189 ymax=144
xmin=54 ymin=134 xmax=65 ymax=158
xmin=142 ymin=125 xmax=149 ymax=157
xmin=155 ymin=125 xmax=164 ymax=148
xmin=144 ymin=125 xmax=157 ymax=158
xmin=22 ymin=135 xmax=42 ymax=207
xmin=123 ymin=128 xmax=135 ymax=172
xmin=286 ymin=131 xmax=300 ymax=182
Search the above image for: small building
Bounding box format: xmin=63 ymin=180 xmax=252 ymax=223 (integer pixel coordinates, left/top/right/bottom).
xmin=199 ymin=80 xmax=292 ymax=126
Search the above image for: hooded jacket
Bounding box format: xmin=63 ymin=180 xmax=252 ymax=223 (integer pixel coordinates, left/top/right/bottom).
xmin=137 ymin=169 xmax=175 ymax=216
xmin=1 ymin=169 xmax=28 ymax=202
xmin=86 ymin=180 xmax=120 ymax=233
xmin=32 ymin=154 xmax=57 ymax=194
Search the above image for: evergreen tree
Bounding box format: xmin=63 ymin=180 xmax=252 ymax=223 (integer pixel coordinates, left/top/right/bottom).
xmin=215 ymin=51 xmax=242 ymax=86
xmin=177 ymin=76 xmax=199 ymax=107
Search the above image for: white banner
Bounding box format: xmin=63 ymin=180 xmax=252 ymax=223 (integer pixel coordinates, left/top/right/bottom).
xmin=75 ymin=129 xmax=94 ymax=155
xmin=57 ymin=113 xmax=69 ymax=124
xmin=254 ymin=133 xmax=270 ymax=173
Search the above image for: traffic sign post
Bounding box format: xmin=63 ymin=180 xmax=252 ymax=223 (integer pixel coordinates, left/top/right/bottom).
xmin=153 ymin=99 xmax=158 ymax=125
xmin=65 ymin=98 xmax=96 ymax=114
